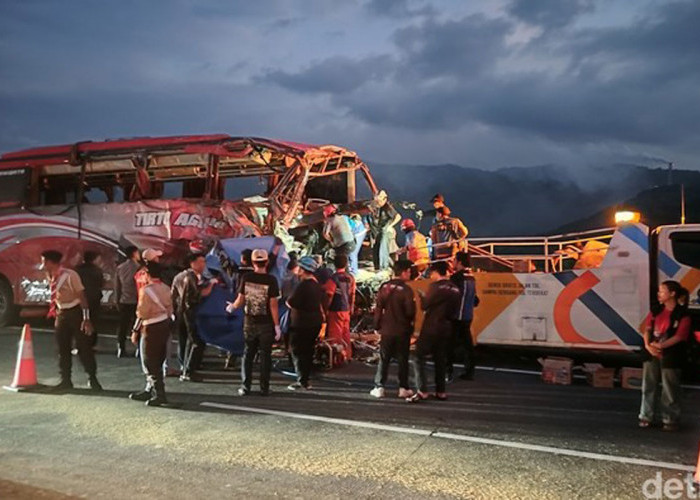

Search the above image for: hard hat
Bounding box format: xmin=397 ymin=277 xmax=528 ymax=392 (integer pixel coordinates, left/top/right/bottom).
xmin=401 ymin=219 xmax=416 ymax=231
xmin=323 ymin=205 xmax=337 ymax=217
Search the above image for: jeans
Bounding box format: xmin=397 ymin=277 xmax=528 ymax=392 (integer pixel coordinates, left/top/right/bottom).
xmin=349 ymin=229 xmax=367 ymax=276
xmin=55 ymin=306 xmax=96 ymax=382
xmin=241 ymin=323 xmax=275 ymax=392
xmin=374 ymin=333 xmax=411 ymax=390
xmin=139 ymin=320 xmax=170 ymax=396
xmin=290 ymin=325 xmax=321 ymax=387
xmin=639 ymin=358 xmax=682 ymax=424
xmin=176 ymin=311 xmax=205 ymax=375
xmin=117 ymin=303 xmax=137 ymax=349
xmin=411 ymin=332 xmax=449 ymax=394
xmin=447 ymin=319 xmax=475 ymax=378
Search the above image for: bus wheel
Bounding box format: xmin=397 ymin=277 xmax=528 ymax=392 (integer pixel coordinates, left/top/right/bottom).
xmin=0 ymin=279 xmax=17 ymax=327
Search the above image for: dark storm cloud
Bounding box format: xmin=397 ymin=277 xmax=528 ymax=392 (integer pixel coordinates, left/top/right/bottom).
xmin=259 ymin=55 xmax=395 ymax=94
xmin=364 ymin=0 xmax=435 ymax=19
xmin=508 ymin=0 xmax=595 ymax=29
xmin=264 ymin=0 xmax=700 ymax=152
xmin=2 ymin=0 xmax=700 ymax=168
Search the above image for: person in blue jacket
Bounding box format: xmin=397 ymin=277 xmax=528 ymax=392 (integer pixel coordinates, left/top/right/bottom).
xmin=448 ymin=251 xmax=479 ymax=381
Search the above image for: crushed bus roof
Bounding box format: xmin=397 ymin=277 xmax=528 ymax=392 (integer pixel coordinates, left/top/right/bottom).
xmin=0 ymin=134 xmax=360 ymax=170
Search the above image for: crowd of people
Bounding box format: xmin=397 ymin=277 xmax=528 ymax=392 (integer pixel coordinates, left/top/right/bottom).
xmin=321 ymin=191 xmax=469 ymax=274
xmin=33 ymin=189 xmax=692 ymax=427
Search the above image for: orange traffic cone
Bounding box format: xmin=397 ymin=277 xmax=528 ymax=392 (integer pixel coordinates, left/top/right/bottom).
xmin=3 ymin=324 xmax=39 ymax=392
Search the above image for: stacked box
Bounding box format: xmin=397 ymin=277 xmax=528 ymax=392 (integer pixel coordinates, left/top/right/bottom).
xmin=541 ymin=357 xmax=573 ymax=385
xmin=620 ymin=367 xmax=643 ymax=390
xmin=583 ymin=363 xmax=615 ymax=388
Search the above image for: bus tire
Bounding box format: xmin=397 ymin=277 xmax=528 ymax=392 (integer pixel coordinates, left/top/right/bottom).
xmin=0 ymin=278 xmax=17 ymax=327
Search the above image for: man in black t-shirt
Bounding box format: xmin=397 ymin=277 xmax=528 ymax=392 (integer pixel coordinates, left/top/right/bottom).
xmin=286 ymin=256 xmax=324 ymax=390
xmin=226 ymin=249 xmax=281 ymax=396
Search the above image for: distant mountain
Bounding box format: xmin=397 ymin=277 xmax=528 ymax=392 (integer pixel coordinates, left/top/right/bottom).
xmin=368 ymin=162 xmax=700 ymax=236
xmin=554 ymin=183 xmax=700 ymax=234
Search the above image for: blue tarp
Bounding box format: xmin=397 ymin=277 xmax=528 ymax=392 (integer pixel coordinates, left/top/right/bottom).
xmin=194 ymin=236 xmax=289 ymax=356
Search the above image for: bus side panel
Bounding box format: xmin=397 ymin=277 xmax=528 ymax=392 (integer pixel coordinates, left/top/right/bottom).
xmin=473 ymin=224 xmax=649 ymax=351
xmin=0 ymin=199 xmax=263 ymax=308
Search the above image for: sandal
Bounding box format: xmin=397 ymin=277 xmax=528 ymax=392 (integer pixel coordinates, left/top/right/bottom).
xmin=638 ymin=419 xmax=651 ymax=428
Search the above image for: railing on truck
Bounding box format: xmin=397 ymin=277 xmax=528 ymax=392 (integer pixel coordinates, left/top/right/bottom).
xmin=469 ymin=227 xmax=617 ymax=273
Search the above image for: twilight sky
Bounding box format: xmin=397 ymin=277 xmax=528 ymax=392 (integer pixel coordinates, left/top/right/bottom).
xmin=1 ymin=0 xmax=699 ymax=170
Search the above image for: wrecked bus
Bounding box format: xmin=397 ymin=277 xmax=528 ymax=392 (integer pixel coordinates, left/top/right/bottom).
xmin=0 ymin=135 xmax=378 ymax=324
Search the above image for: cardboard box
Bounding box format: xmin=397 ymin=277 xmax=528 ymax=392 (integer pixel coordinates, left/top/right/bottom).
xmin=620 ymin=367 xmax=643 ymax=390
xmin=583 ymin=363 xmax=615 ymax=388
xmin=541 ymin=356 xmax=573 ymax=385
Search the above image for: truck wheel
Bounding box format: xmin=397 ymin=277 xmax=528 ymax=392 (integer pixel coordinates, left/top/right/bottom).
xmin=0 ymin=279 xmax=17 ymax=327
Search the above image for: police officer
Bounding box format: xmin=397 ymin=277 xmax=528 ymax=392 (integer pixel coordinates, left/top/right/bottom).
xmin=41 ymin=250 xmax=102 ymax=392
xmin=129 ymin=261 xmax=174 ymax=406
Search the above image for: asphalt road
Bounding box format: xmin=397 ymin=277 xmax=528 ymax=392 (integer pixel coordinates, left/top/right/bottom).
xmin=1 ymin=324 xmax=699 ymax=499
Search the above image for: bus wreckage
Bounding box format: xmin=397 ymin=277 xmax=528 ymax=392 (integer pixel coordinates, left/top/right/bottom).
xmin=0 ymin=134 xmax=698 ymax=371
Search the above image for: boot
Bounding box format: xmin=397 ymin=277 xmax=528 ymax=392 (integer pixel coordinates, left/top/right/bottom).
xmin=146 ymin=380 xmax=167 ymax=407
xmin=129 ymin=384 xmax=152 ymax=401
xmin=87 ymin=376 xmax=103 ymax=392
xmin=50 ymin=379 xmax=73 ymax=393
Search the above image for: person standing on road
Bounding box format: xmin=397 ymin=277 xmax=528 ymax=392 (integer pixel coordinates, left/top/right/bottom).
xmin=370 ymin=260 xmax=416 ymax=399
xmin=325 ymin=254 xmax=356 ymax=362
xmin=448 ymin=251 xmax=479 ymax=381
xmin=115 ymin=246 xmax=141 ymax=358
xmin=76 ymin=251 xmax=104 ymax=350
xmin=171 ymin=253 xmax=214 ymax=381
xmin=639 ymin=280 xmax=690 ymax=431
xmin=286 ymin=256 xmax=325 ymax=391
xmin=129 ymin=261 xmax=174 ymax=407
xmin=41 ymin=250 xmax=102 ymax=392
xmin=226 ymin=249 xmax=281 ymax=396
xmin=408 ymin=261 xmax=460 ymax=402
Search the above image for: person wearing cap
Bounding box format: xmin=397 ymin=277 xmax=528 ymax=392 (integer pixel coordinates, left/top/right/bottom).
xmin=135 ymin=248 xmax=163 ymax=295
xmin=430 ymin=206 xmax=468 ymax=264
xmin=129 ymin=261 xmax=174 ymax=407
xmin=448 ymin=251 xmax=479 ymax=381
xmin=322 ymin=204 xmax=355 ymax=257
xmin=429 ymin=193 xmax=448 ymax=224
xmin=171 ymin=253 xmax=215 ymax=381
xmin=399 ymin=219 xmax=430 ymax=273
xmin=40 ymin=250 xmax=102 ymax=392
xmin=286 ymin=256 xmax=325 ymax=390
xmin=370 ymin=260 xmax=416 ymax=399
xmin=115 ymin=246 xmax=141 ymax=358
xmin=226 ymin=249 xmax=281 ymax=396
xmin=368 ymin=190 xmax=401 ymax=271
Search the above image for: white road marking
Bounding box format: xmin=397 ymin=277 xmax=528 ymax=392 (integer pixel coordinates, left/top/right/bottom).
xmin=200 ymin=401 xmax=695 ymax=473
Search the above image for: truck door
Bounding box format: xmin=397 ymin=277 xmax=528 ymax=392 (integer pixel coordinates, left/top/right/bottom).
xmin=655 ymin=225 xmax=700 ymax=312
